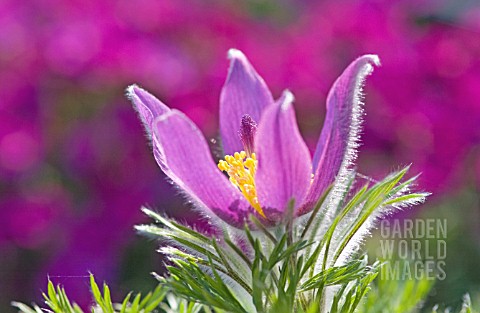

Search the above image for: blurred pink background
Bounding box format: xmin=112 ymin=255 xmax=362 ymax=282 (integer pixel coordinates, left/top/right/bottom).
xmin=1 ymin=0 xmax=479 ymax=311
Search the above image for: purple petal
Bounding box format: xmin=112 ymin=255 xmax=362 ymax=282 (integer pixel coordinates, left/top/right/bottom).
xmin=127 ymin=84 xmax=170 ymax=133
xmin=127 ymin=85 xmax=172 ymax=175
xmin=300 ymin=55 xmax=380 ymax=214
xmin=219 ymin=49 xmax=274 ymax=155
xmin=255 ymin=91 xmax=312 ymax=216
xmin=153 ymin=110 xmax=252 ymax=227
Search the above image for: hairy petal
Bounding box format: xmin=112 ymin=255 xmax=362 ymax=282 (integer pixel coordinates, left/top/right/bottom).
xmin=219 ymin=49 xmax=274 ymax=155
xmin=127 ymin=85 xmax=175 ymax=172
xmin=300 ymin=55 xmax=381 ymax=213
xmin=153 ymin=110 xmax=252 ymax=228
xmin=255 ymin=91 xmax=312 ymax=217
xmin=127 ymin=84 xmax=170 ymax=133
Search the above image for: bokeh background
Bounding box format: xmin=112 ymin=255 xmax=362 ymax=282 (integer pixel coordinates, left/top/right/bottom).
xmin=1 ymin=0 xmax=479 ymax=311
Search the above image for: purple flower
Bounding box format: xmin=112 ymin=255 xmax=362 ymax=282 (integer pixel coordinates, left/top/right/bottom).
xmin=128 ymin=49 xmax=380 ymax=228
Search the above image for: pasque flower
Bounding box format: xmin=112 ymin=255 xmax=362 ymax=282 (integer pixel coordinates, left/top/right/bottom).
xmin=128 ymin=49 xmax=380 ymax=228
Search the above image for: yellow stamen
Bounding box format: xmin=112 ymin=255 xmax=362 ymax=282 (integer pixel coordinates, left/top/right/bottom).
xmin=218 ymin=151 xmax=264 ymax=217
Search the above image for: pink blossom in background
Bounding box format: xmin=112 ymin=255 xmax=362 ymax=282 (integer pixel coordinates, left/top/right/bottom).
xmin=1 ymin=0 xmax=479 ymax=309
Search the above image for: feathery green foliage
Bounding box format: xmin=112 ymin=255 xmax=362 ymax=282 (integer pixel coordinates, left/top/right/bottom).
xmin=357 ymin=261 xmax=434 ymax=313
xmin=135 ymin=167 xmax=428 ymax=312
xmin=12 ymin=274 xmax=206 ymax=313
xmin=13 ymin=167 xmax=478 ymax=313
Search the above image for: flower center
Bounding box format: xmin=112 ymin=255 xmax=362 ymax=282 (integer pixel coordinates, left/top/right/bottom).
xmin=238 ymin=114 xmax=257 ymax=157
xmin=218 ymin=151 xmax=264 ymax=217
